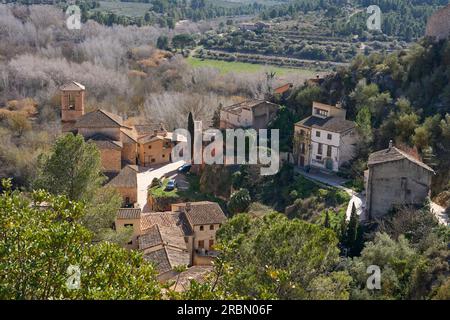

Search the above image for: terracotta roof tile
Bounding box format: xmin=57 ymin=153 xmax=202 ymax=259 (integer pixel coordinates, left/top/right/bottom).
xmin=175 ymin=202 xmax=226 ymax=226
xmin=143 ymin=247 xmax=190 ymax=274
xmin=169 ymin=266 xmax=213 ymax=292
xmin=274 ymin=83 xmax=293 ymax=94
xmin=75 ymin=109 xmax=123 ymax=128
xmin=88 ymin=134 xmax=123 ymax=150
xmin=222 ymin=100 xmax=279 ymax=115
xmin=116 ymin=208 xmax=141 ymax=219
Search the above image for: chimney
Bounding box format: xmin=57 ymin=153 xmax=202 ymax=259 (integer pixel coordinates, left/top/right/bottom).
xmin=389 ymin=140 xmax=393 ymax=150
xmin=185 ymin=202 xmax=191 ymax=212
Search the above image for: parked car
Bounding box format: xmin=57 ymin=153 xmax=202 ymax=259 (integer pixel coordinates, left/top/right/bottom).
xmin=177 ymin=163 xmax=192 ymax=173
xmin=165 ymin=179 xmax=177 ymax=191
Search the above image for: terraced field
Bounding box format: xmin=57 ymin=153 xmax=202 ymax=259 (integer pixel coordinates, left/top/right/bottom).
xmin=186 ymin=55 xmax=317 ymax=76
xmin=95 ymin=1 xmax=152 ymax=17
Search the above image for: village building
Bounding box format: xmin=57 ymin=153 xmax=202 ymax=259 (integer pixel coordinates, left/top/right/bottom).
xmin=272 ymin=83 xmax=293 ymax=100
xmin=219 ymin=99 xmax=280 ymax=130
xmin=294 ymin=102 xmax=358 ymax=172
xmin=364 ymin=142 xmax=435 ymax=220
xmin=306 ymin=75 xmax=325 ymax=86
xmin=106 ymin=165 xmax=139 ymax=207
xmin=59 ymin=82 xmax=176 ymax=204
xmin=115 ymin=201 xmax=226 ymax=281
xmin=137 ymin=132 xmax=174 ymax=166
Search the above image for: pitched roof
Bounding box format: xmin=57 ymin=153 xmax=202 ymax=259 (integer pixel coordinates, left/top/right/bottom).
xmin=141 ymin=211 xmax=192 ymax=236
xmin=143 ymin=247 xmax=190 ymax=274
xmin=368 ymin=146 xmax=434 ymax=172
xmin=134 ymin=123 xmax=167 ymax=137
xmin=139 ymin=225 xmax=163 ymax=250
xmin=60 ymin=81 xmax=85 ymax=91
xmin=138 ymin=133 xmax=172 ymax=144
xmin=107 ymin=165 xmax=139 ymax=188
xmin=139 ymin=223 xmax=188 ymax=251
xmin=274 ymin=83 xmax=293 ymax=95
xmin=222 ymin=100 xmax=279 ymax=115
xmin=169 ymin=266 xmax=213 ymax=292
xmin=175 ymin=202 xmax=226 ymax=226
xmin=75 ymin=109 xmax=123 ymax=128
xmin=120 ymin=127 xmax=138 ymax=142
xmin=116 ymin=208 xmax=141 ymax=220
xmin=88 ymin=134 xmax=123 ymax=150
xmin=296 ymin=116 xmax=355 ymax=133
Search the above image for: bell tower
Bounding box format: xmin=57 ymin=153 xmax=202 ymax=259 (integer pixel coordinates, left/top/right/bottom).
xmin=60 ymin=81 xmax=85 ymax=132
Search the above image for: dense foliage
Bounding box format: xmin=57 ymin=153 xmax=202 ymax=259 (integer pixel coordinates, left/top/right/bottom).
xmin=0 ymin=179 xmax=162 ymax=299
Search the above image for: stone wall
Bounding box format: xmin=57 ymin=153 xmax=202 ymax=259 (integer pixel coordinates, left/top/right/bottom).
xmin=100 ymin=148 xmax=121 ymax=173
xmin=366 ymin=159 xmax=433 ymax=219
xmin=116 ymin=187 xmax=137 ymax=207
xmin=426 ymin=4 xmax=450 ymax=41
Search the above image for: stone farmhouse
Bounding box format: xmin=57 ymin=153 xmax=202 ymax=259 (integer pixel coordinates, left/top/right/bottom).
xmin=364 ymin=142 xmax=435 ymax=219
xmin=426 ymin=4 xmax=450 ymax=41
xmin=294 ymin=102 xmax=358 ymax=172
xmin=59 ymin=81 xmax=175 ymax=204
xmin=115 ymin=201 xmax=226 ymax=281
xmin=219 ymin=99 xmax=280 ymax=130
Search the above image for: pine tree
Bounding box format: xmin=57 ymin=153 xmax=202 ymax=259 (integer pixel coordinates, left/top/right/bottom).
xmin=188 ymin=112 xmax=195 ymax=160
xmin=323 ymin=210 xmax=331 ymax=229
xmin=344 ymin=204 xmax=364 ymax=257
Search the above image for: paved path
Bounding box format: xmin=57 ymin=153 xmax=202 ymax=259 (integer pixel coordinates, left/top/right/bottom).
xmin=295 ymin=167 xmax=448 ymax=226
xmin=136 ymin=160 xmax=186 ymax=212
xmin=294 ymin=167 xmax=365 ymax=221
xmin=431 ymin=202 xmax=449 ymax=226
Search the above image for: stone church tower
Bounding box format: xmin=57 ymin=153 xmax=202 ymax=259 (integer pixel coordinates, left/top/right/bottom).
xmin=60 ymin=81 xmax=85 ymax=132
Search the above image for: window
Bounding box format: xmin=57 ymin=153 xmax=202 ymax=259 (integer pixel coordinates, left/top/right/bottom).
xmin=200 ymin=225 xmax=204 ymax=231
xmin=300 ymin=143 xmax=305 ymax=154
xmin=316 ymin=155 xmax=322 ymax=160
xmin=316 ymin=131 xmax=321 ymax=137
xmin=151 ymin=159 xmax=155 ymax=163
xmin=210 ymin=225 xmax=214 ymax=230
xmin=318 ymin=143 xmax=323 ymax=155
xmin=198 ymin=240 xmax=204 ymax=248
xmin=162 ymin=154 xmax=165 ymax=158
xmin=148 ymin=145 xmax=152 ymax=149
xmin=124 ymin=224 xmax=133 ymax=228
xmin=68 ymin=94 xmax=76 ymax=109
xmin=327 ymin=145 xmax=332 ymax=157
xmin=300 ymin=129 xmax=305 ymax=136
xmin=327 ymin=133 xmax=332 ymax=140
xmin=127 ymin=240 xmax=133 ymax=245
xmin=125 ymin=197 xmax=130 ymax=204
xmin=315 ymin=108 xmax=328 ymax=117
xmin=209 ymin=239 xmax=214 ymax=248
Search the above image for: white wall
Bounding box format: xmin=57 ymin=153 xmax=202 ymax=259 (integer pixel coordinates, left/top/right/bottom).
xmin=310 ymin=128 xmax=340 ymax=171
